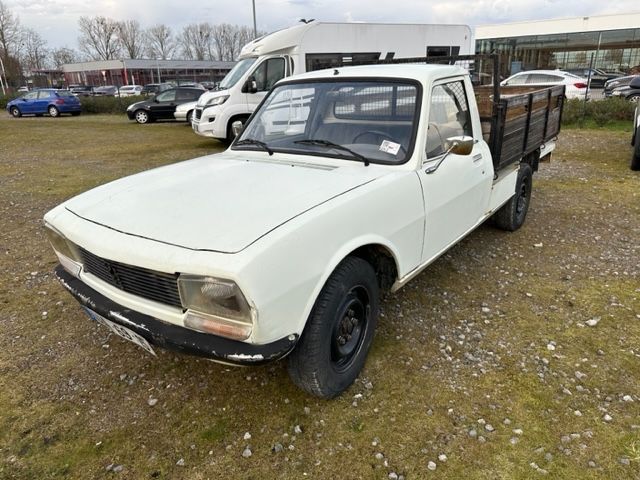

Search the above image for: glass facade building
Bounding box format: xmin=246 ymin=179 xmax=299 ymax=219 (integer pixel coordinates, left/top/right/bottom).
xmin=476 ymin=14 xmax=640 ymax=77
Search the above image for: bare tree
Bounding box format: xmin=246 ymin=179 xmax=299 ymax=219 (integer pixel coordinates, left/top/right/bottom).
xmin=118 ymin=19 xmax=144 ymax=59
xmin=0 ymin=0 xmax=24 ymax=84
xmin=21 ymin=28 xmax=48 ymax=72
xmin=180 ymin=23 xmax=215 ymax=61
xmin=212 ymin=24 xmax=261 ymax=61
xmin=145 ymin=24 xmax=175 ymax=60
xmin=51 ymin=47 xmax=79 ymax=69
xmin=77 ymin=16 xmax=121 ymax=60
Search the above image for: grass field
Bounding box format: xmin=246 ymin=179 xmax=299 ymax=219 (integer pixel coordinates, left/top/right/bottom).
xmin=0 ymin=114 xmax=639 ymax=479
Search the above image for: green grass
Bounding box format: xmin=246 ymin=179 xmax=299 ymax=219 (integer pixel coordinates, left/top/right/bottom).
xmin=0 ymin=114 xmax=639 ymax=479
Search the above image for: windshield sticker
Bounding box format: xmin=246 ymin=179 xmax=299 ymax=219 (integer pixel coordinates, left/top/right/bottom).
xmin=379 ymin=140 xmax=401 ymax=156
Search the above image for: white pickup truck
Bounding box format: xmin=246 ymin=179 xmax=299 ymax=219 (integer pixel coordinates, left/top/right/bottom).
xmin=44 ymin=59 xmax=564 ymax=398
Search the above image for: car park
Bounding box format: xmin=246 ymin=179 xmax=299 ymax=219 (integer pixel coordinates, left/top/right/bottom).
xmin=45 ymin=58 xmax=565 ymax=397
xmin=500 ymin=70 xmax=589 ymax=99
xmin=71 ymin=85 xmax=97 ymax=97
xmin=174 ymin=100 xmax=197 ymax=123
xmin=126 ymin=87 xmax=204 ymax=124
xmin=6 ymin=89 xmax=81 ymax=117
xmin=611 ymin=76 xmax=640 ymax=102
xmin=565 ymin=68 xmax=620 ymax=88
xmin=603 ymin=75 xmax=637 ymax=97
xmin=118 ymin=85 xmax=143 ymax=97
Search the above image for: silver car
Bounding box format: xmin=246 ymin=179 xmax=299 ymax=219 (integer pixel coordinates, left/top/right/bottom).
xmin=173 ymin=100 xmax=197 ymax=123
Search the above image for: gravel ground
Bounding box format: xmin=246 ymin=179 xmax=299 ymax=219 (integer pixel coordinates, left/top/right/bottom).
xmin=0 ymin=116 xmax=639 ymax=479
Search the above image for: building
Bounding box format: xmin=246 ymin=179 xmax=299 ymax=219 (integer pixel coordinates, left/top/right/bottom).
xmin=61 ymin=59 xmax=235 ymax=87
xmin=476 ymin=12 xmax=640 ymax=77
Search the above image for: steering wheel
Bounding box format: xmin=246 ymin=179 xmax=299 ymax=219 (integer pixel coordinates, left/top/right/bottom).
xmin=352 ymin=130 xmax=407 ymax=154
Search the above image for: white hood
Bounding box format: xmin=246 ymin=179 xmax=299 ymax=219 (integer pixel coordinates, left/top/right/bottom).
xmin=64 ymin=153 xmax=381 ymax=254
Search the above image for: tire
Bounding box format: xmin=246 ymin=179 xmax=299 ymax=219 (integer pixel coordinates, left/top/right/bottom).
xmin=134 ymin=109 xmax=150 ymax=124
xmin=186 ymin=110 xmax=193 ymax=124
xmin=288 ymin=256 xmax=379 ymax=399
xmin=48 ymin=105 xmax=59 ymax=117
xmin=493 ymin=163 xmax=533 ymax=231
xmin=10 ymin=106 xmax=21 ymax=118
xmin=628 ymin=94 xmax=640 ymax=103
xmin=632 ymin=126 xmax=640 ymax=171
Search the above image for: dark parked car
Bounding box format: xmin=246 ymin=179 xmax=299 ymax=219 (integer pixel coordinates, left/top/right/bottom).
xmin=611 ymin=76 xmax=640 ymax=102
xmin=6 ymin=89 xmax=81 ymax=118
xmin=605 ymin=75 xmax=638 ymax=97
xmin=71 ymin=85 xmax=97 ymax=97
xmin=565 ymin=68 xmax=620 ymax=88
xmin=126 ymin=87 xmax=204 ymax=124
xmin=141 ymin=83 xmax=172 ymax=96
xmin=93 ymin=86 xmax=119 ymax=96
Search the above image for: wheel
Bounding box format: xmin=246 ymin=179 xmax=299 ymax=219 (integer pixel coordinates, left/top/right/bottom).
xmin=48 ymin=105 xmax=59 ymax=117
xmin=632 ymin=126 xmax=640 ymax=171
xmin=10 ymin=106 xmax=21 ymax=118
xmin=135 ymin=110 xmax=150 ymax=124
xmin=186 ymin=110 xmax=193 ymax=124
xmin=288 ymin=256 xmax=379 ymax=398
xmin=493 ymin=163 xmax=533 ymax=231
xmin=628 ymin=94 xmax=640 ymax=103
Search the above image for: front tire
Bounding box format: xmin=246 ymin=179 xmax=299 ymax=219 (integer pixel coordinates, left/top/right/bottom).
xmin=288 ymin=256 xmax=379 ymax=399
xmin=48 ymin=105 xmax=60 ymax=117
xmin=632 ymin=126 xmax=640 ymax=171
xmin=493 ymin=163 xmax=533 ymax=231
xmin=135 ymin=110 xmax=150 ymax=124
xmin=186 ymin=110 xmax=193 ymax=124
xmin=10 ymin=106 xmax=21 ymax=118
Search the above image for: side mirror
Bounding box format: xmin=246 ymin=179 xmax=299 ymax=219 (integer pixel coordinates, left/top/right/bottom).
xmin=444 ymin=136 xmax=474 ymax=156
xmin=242 ymin=77 xmax=258 ymax=94
xmin=231 ymin=120 xmax=244 ymax=138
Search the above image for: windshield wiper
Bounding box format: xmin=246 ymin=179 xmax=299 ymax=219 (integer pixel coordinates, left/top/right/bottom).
xmin=235 ymin=138 xmax=273 ymax=156
xmin=294 ymin=139 xmax=369 ymax=166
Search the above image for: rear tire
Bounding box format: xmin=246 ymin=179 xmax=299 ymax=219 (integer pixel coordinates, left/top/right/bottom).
xmin=10 ymin=106 xmax=21 ymax=118
xmin=632 ymin=126 xmax=640 ymax=171
xmin=288 ymin=256 xmax=379 ymax=399
xmin=629 ymin=94 xmax=640 ymax=103
xmin=493 ymin=163 xmax=533 ymax=231
xmin=48 ymin=105 xmax=59 ymax=117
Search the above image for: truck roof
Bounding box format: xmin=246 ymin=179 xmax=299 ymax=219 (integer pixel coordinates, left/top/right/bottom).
xmin=279 ymin=63 xmax=469 ymax=84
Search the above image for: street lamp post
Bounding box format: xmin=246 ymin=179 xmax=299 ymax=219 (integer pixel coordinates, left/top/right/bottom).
xmin=252 ymin=0 xmax=257 ymax=38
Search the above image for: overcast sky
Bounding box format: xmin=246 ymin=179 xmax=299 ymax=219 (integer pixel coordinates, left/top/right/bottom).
xmin=6 ymin=0 xmax=640 ymax=49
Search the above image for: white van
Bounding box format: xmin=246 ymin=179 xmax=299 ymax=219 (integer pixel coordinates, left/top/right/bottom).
xmin=191 ymin=21 xmax=473 ymax=141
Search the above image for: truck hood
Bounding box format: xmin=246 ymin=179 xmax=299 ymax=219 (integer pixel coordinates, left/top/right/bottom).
xmin=64 ymin=153 xmax=382 ymax=253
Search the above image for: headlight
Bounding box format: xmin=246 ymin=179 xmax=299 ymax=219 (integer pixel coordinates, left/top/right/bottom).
xmin=44 ymin=224 xmax=83 ymax=277
xmin=205 ymin=95 xmax=229 ymax=108
xmin=178 ymin=275 xmax=254 ymax=340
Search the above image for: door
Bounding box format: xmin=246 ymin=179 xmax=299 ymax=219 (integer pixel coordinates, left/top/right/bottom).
xmin=245 ymin=56 xmax=288 ymax=112
xmin=19 ymin=91 xmax=39 ymax=113
xmin=417 ymin=79 xmax=493 ymax=263
xmin=37 ymin=90 xmax=54 ymax=113
xmin=150 ymin=89 xmax=177 ymax=119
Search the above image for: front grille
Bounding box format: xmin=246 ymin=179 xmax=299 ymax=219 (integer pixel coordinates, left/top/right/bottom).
xmin=79 ymin=247 xmax=182 ymax=309
xmin=195 ymin=109 xmax=202 ymax=120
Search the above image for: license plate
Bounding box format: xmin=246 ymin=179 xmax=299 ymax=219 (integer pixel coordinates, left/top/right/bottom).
xmin=83 ymin=307 xmax=156 ymax=356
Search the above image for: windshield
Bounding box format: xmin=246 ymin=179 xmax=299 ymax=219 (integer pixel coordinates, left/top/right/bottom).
xmin=219 ymin=57 xmax=258 ymax=89
xmin=233 ymin=80 xmax=420 ymax=165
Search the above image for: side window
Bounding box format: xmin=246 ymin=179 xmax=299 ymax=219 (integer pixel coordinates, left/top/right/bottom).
xmin=38 ymin=91 xmax=52 ymax=99
xmin=156 ymin=90 xmax=176 ymax=102
xmin=426 ymin=81 xmax=472 ymax=158
xmin=23 ymin=92 xmax=38 ymax=100
xmin=252 ymin=58 xmax=286 ymax=92
xmin=506 ymin=74 xmax=528 ymax=85
xmin=177 ymin=89 xmax=199 ymax=101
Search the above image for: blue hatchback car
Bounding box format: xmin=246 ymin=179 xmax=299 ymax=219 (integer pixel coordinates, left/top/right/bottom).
xmin=6 ymin=89 xmax=81 ymax=118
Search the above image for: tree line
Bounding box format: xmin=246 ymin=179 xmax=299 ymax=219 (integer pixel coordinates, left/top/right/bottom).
xmin=0 ymin=1 xmax=261 ymax=87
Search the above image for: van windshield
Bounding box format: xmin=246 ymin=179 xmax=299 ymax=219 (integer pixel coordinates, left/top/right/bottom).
xmin=219 ymin=57 xmax=258 ymax=89
xmin=233 ymin=79 xmax=420 ymax=165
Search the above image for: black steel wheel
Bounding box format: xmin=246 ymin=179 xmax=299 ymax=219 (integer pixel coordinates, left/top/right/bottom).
xmin=493 ymin=162 xmax=533 ymax=231
xmin=288 ymin=256 xmax=379 ymax=398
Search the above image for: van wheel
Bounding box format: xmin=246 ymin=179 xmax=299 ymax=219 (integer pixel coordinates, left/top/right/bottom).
xmin=10 ymin=107 xmax=21 ymax=117
xmin=288 ymin=256 xmax=379 ymax=399
xmin=493 ymin=163 xmax=533 ymax=231
xmin=632 ymin=126 xmax=640 ymax=171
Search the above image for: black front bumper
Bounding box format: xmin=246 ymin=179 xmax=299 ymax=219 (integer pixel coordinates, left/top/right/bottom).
xmin=54 ymin=265 xmax=297 ymax=365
